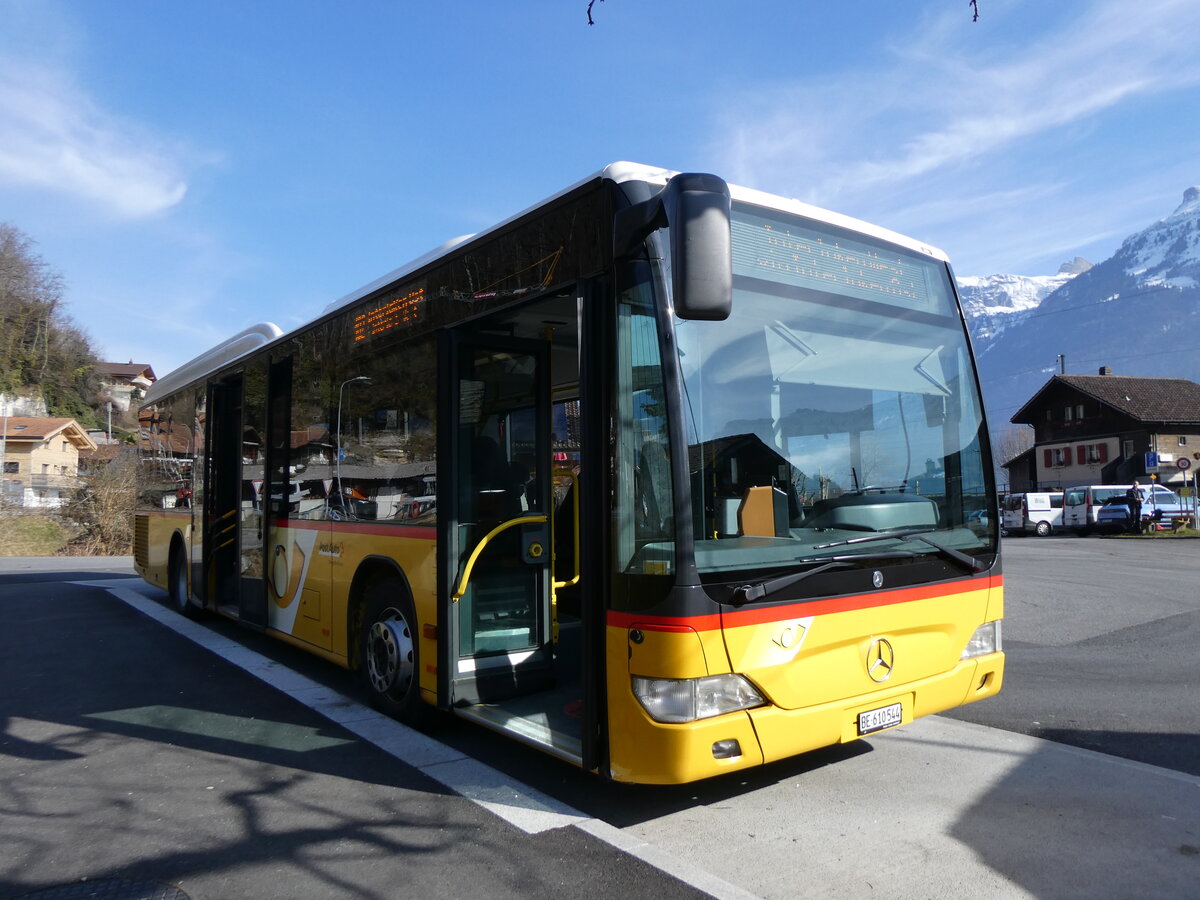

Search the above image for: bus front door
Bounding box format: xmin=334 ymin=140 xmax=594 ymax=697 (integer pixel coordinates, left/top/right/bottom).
xmin=439 ymin=333 xmax=555 ymax=705
xmin=205 ymin=373 xmax=267 ymax=627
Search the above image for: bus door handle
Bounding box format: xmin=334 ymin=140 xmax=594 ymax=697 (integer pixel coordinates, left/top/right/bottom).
xmin=451 ymin=514 xmax=548 ymax=602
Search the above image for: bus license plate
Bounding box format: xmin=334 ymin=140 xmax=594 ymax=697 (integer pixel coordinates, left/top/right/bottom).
xmin=858 ymin=702 xmax=903 ymax=735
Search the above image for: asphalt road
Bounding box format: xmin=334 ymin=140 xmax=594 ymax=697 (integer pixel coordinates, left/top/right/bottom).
xmin=2 ymin=552 xmax=1199 ymax=899
xmin=0 ymin=562 xmax=713 ymax=900
xmin=944 ymin=533 xmax=1200 ymax=775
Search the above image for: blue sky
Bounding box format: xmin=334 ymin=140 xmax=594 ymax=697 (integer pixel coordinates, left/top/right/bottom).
xmin=2 ymin=0 xmax=1199 ymax=376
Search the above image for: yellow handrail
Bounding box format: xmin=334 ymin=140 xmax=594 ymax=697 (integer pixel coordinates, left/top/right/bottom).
xmin=451 ymin=514 xmax=547 ymax=602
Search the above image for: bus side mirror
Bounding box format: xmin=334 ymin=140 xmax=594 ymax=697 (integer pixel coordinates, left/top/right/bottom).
xmin=614 ymin=172 xmax=733 ymax=321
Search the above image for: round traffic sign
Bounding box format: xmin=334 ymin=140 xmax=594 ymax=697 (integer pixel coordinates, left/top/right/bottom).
xmin=1178 ymin=457 xmax=1192 ymax=470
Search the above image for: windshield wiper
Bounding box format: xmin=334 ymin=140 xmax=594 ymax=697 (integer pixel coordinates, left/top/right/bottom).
xmin=732 ymin=560 xmax=856 ymax=605
xmin=814 ymin=528 xmax=986 ymax=573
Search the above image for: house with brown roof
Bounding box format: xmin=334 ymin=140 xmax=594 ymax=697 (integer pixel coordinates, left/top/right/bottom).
xmin=0 ymin=417 xmax=98 ymax=508
xmin=1006 ymin=367 xmax=1200 ymax=490
xmin=97 ymin=361 xmax=157 ymax=413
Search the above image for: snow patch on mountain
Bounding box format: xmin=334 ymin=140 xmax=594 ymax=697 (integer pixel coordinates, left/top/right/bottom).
xmin=1118 ymin=186 xmax=1200 ymax=288
xmin=957 ymin=259 xmax=1089 ymax=342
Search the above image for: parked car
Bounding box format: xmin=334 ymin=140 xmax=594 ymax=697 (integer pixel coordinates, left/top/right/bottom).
xmin=1089 ymin=487 xmax=1191 ymax=534
xmin=1095 ymin=496 xmax=1137 ymax=533
xmin=1001 ymin=491 xmax=1063 ymax=536
xmin=1062 ymin=483 xmax=1190 ymax=534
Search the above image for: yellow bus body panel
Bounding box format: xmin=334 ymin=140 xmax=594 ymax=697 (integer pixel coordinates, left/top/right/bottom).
xmin=133 ymin=510 xmax=190 ymax=589
xmin=606 ymin=578 xmax=1004 ymax=784
xmin=722 ymin=581 xmax=1000 ymax=711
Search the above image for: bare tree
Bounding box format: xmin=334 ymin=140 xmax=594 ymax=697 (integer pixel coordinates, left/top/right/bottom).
xmin=64 ymin=449 xmax=138 ymax=555
xmin=996 ymin=425 xmax=1034 ymax=467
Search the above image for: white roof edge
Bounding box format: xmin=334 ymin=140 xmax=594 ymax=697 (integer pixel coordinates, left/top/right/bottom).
xmin=603 ymin=162 xmax=948 ymax=262
xmin=727 ymin=182 xmax=949 ymax=263
xmin=143 ymin=322 xmax=283 ymax=406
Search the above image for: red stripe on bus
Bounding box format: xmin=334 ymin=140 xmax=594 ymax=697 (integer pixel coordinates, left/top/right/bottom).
xmin=268 ymin=518 xmax=437 ymax=539
xmin=606 ymin=574 xmax=1003 ymax=632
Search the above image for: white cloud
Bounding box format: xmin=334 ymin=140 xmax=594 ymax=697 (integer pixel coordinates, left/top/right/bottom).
xmin=0 ymin=61 xmax=188 ymax=218
xmin=711 ymin=0 xmax=1200 ymax=216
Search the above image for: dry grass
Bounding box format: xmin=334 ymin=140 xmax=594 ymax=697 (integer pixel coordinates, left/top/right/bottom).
xmin=0 ymin=514 xmax=71 ymax=556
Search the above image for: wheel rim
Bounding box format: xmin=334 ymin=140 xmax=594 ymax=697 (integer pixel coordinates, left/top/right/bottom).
xmin=366 ymin=609 xmax=415 ymax=697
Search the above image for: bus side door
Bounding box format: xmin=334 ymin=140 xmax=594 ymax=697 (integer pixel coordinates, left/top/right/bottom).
xmin=438 ymin=332 xmax=555 ymax=705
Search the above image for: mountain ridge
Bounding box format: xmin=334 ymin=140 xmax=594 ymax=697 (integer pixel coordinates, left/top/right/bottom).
xmin=960 ymin=187 xmax=1200 ymax=443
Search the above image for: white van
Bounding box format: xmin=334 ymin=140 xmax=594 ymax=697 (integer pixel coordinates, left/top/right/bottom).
xmin=1062 ymin=483 xmax=1189 ymax=534
xmin=1001 ymin=491 xmax=1064 ymax=536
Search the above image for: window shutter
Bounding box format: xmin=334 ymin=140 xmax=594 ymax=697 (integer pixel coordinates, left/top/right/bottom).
xmin=1098 ymin=443 xmax=1108 ymax=462
xmin=1044 ymin=448 xmax=1053 ymax=468
xmin=1076 ymin=445 xmax=1086 ymax=465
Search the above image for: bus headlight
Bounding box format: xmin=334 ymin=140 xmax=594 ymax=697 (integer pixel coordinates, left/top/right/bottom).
xmin=632 ymin=674 xmax=765 ymax=723
xmin=961 ymin=621 xmax=1002 ymax=659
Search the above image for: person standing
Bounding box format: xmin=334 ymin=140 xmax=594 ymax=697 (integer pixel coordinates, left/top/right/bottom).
xmin=1125 ymin=480 xmax=1143 ymax=533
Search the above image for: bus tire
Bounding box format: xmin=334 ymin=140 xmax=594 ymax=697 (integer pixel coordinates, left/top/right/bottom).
xmin=168 ymin=541 xmax=202 ymax=619
xmin=1035 ymin=520 xmax=1052 ymax=537
xmin=359 ymin=578 xmax=430 ymax=725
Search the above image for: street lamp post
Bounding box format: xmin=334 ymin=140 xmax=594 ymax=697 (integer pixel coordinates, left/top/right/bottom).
xmin=336 ymin=376 xmax=372 ymax=516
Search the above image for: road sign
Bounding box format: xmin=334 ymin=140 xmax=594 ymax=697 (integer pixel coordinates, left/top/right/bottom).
xmin=1177 ymin=457 xmax=1191 ymax=470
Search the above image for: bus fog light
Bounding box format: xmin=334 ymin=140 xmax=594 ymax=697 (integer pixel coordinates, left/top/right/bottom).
xmin=961 ymin=621 xmax=1002 ymax=659
xmin=632 ymin=674 xmax=765 ymax=723
xmin=712 ymin=739 xmax=742 ymax=759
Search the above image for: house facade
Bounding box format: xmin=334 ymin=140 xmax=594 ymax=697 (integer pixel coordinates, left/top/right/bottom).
xmin=1007 ymin=368 xmax=1200 ymax=491
xmin=97 ymin=362 xmax=157 ymax=414
xmin=0 ymin=417 xmax=98 ymax=508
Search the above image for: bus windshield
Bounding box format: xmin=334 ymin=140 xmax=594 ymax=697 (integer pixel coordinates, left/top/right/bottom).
xmin=674 ymin=203 xmax=993 ymax=576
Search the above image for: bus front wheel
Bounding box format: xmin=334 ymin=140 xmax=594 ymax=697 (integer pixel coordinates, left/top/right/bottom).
xmin=168 ymin=543 xmax=201 ymax=619
xmin=359 ymin=579 xmax=429 ymax=725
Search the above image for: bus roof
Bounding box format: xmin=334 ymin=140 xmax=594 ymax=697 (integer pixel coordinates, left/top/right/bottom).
xmin=143 ymin=162 xmax=949 ymax=408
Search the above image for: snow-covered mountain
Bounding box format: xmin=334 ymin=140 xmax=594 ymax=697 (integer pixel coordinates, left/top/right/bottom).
xmin=958 ymin=258 xmax=1090 ymax=342
xmin=961 ymin=187 xmax=1200 ymax=445
xmin=1117 ymin=186 xmax=1200 ymax=289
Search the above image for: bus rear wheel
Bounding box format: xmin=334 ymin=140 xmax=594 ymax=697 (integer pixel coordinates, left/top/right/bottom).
xmin=359 ymin=579 xmax=429 ymax=725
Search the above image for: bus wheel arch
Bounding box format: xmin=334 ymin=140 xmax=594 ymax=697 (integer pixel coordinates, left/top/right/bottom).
xmin=350 ymin=560 xmax=429 ymax=724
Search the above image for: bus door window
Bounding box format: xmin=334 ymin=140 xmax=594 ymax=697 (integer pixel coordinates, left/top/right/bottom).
xmin=452 ymin=340 xmax=550 ymax=665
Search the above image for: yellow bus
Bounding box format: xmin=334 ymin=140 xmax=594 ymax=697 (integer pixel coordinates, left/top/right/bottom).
xmin=134 ymin=163 xmax=1004 ymax=784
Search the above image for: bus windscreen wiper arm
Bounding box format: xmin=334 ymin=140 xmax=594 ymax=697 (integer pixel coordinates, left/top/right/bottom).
xmin=733 ymin=560 xmax=856 ymax=605
xmin=815 ymin=528 xmax=985 ymax=572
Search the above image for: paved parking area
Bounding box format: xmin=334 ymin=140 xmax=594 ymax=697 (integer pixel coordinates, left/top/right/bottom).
xmin=0 ymin=562 xmax=712 ymax=900
xmin=4 ymin=557 xmax=1199 ymax=899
